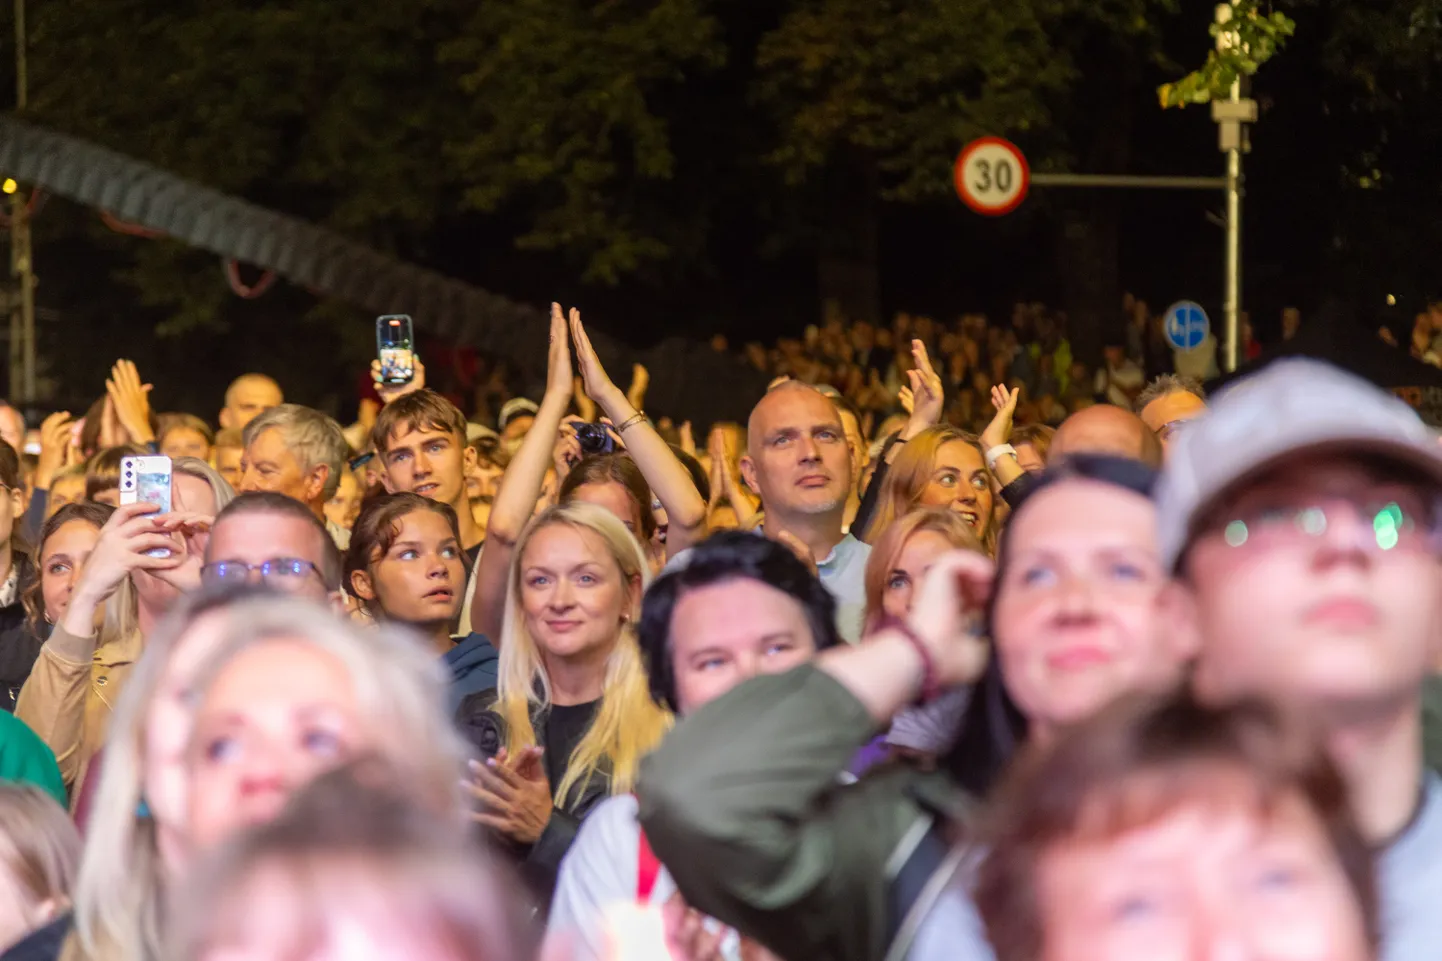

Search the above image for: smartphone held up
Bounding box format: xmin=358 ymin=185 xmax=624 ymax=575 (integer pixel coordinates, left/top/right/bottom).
xmin=120 ymin=455 xmax=174 ymax=557
xmin=377 ymin=315 xmax=415 ymax=386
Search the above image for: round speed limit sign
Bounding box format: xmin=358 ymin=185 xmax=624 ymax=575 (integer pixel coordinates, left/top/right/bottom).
xmin=954 ymin=137 xmax=1030 ymax=216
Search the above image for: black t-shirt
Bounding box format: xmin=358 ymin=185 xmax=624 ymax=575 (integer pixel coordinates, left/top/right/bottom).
xmin=464 ymin=542 xmax=482 ymax=569
xmin=544 ymin=699 xmax=601 ymax=794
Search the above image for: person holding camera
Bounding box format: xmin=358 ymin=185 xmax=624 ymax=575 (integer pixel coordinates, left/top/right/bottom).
xmin=470 ymin=304 xmax=707 ymax=643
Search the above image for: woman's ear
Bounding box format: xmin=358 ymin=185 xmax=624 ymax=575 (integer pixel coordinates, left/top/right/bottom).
xmin=350 ymin=568 xmax=377 ymax=602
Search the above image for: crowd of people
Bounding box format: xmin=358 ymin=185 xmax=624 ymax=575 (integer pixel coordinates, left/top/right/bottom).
xmin=0 ymin=293 xmax=1427 ymax=961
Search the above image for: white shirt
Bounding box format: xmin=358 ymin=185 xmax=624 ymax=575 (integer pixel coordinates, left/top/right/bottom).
xmin=546 ymin=795 xmax=742 ymax=961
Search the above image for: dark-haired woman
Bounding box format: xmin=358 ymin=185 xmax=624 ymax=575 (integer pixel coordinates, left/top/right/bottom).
xmin=546 ymin=532 xmax=840 ymax=961
xmin=637 ymin=456 xmax=1196 ymax=961
xmin=344 ymin=493 xmax=497 ymax=713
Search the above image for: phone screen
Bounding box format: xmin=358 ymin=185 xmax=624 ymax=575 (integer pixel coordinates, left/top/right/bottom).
xmin=120 ymin=456 xmax=173 ymax=513
xmin=377 ymin=315 xmax=415 ymax=386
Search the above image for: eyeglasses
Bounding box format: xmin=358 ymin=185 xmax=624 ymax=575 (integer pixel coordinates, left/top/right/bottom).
xmin=200 ymin=558 xmax=325 ymax=590
xmin=1217 ymin=491 xmax=1440 ymax=554
xmin=1156 ymin=420 xmax=1191 ymax=442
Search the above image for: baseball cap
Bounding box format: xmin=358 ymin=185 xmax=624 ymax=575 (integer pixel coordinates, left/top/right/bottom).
xmin=497 ymin=398 xmax=539 ymax=432
xmin=1155 ymin=358 xmax=1442 ymax=571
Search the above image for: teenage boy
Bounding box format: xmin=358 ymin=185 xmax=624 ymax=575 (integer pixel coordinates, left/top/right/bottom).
xmin=1158 ymin=359 xmax=1442 ymax=961
xmin=372 ymin=390 xmax=483 ymax=633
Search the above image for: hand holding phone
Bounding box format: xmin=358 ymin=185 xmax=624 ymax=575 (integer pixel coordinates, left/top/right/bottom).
xmin=377 ymin=315 xmax=415 ymax=386
xmin=120 ymin=455 xmax=173 ymax=557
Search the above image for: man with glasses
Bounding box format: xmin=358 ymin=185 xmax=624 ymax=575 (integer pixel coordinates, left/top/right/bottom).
xmin=201 ymin=492 xmax=343 ymax=606
xmin=1158 ymin=359 xmax=1442 ymax=961
xmin=1136 ymin=373 xmax=1206 ymax=459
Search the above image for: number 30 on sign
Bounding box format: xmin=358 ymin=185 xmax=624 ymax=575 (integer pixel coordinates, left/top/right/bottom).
xmin=954 ymin=137 xmax=1030 ymax=217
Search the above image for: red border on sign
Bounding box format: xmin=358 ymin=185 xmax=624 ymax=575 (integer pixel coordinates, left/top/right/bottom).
xmin=954 ymin=136 xmax=1031 ymax=217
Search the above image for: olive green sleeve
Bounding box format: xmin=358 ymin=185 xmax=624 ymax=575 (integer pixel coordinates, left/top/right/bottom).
xmin=637 ymin=664 xmax=930 ymax=961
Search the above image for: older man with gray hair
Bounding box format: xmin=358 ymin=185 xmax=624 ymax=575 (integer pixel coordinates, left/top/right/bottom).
xmin=237 ymin=403 xmax=350 ymax=548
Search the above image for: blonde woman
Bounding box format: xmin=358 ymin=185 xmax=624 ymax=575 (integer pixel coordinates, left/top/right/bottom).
xmin=457 ymin=501 xmax=670 ymax=899
xmin=56 ymin=589 xmax=465 ymax=961
xmin=17 ymin=458 xmax=234 ymax=796
xmin=0 ymin=784 xmax=81 ymax=955
xmin=863 ymin=425 xmax=998 ymax=554
xmin=171 ymin=764 xmax=530 ymax=961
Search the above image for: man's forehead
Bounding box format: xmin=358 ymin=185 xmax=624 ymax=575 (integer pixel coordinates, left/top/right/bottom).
xmin=750 ymin=385 xmax=841 ymax=435
xmin=384 ymin=420 xmax=459 ymax=450
xmin=211 ymin=512 xmax=321 ymax=556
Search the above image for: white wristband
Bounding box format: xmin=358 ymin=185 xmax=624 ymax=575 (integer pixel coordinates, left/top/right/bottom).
xmin=984 ymin=444 xmax=1018 ymax=470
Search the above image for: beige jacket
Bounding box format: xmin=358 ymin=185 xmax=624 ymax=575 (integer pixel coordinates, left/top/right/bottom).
xmin=16 ymin=624 xmax=143 ymax=797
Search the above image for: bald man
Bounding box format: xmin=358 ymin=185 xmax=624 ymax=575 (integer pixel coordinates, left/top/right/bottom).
xmin=988 ymin=403 xmax=1161 ymax=508
xmin=727 ymin=381 xmax=871 ymax=641
xmin=1051 ymin=404 xmax=1162 ymax=467
xmin=1137 ymin=374 xmax=1207 ymax=458
xmin=219 ymin=374 xmax=283 ymax=431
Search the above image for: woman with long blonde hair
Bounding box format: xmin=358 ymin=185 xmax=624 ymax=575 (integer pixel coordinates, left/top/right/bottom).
xmin=457 ymin=501 xmax=670 ymax=900
xmin=55 ymin=589 xmax=466 ymax=961
xmin=17 ymin=457 xmax=233 ymax=796
xmin=863 ymin=425 xmax=998 ymax=554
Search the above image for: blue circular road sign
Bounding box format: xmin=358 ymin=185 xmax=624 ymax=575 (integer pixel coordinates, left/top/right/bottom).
xmin=1164 ymin=301 xmax=1210 ymax=351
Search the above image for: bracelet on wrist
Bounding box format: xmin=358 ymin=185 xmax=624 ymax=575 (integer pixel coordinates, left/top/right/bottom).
xmin=872 ymin=615 xmax=941 ymax=704
xmin=616 ymin=411 xmax=647 ymax=433
xmin=984 ymin=443 xmax=1018 ymax=470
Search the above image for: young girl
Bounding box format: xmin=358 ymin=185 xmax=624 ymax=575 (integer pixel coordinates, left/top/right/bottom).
xmin=345 ymin=493 xmax=498 ymax=714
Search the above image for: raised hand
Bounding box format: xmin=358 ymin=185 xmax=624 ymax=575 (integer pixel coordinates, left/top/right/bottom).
xmin=35 ymin=410 xmax=73 ymax=490
xmin=626 ymin=363 xmax=650 ymax=412
xmin=545 ymin=303 xmax=575 ymax=402
xmin=569 ymin=307 xmax=624 ymax=410
xmin=980 ymin=384 xmax=1021 ymax=452
xmin=370 ymin=356 xmax=427 ymax=406
xmin=106 ymin=359 xmax=155 ymax=444
xmin=900 ymin=339 xmax=943 ymax=439
xmin=553 ymin=416 xmax=585 ymax=478
xmin=908 ymin=550 xmax=994 ymax=688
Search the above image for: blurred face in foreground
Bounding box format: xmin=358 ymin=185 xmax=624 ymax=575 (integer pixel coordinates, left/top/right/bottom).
xmin=992 ymin=479 xmax=1190 ymax=732
xmin=186 ymin=638 xmax=367 ymax=854
xmin=1037 ymin=790 xmax=1371 ymax=961
xmin=1179 ymin=455 xmax=1442 ymax=714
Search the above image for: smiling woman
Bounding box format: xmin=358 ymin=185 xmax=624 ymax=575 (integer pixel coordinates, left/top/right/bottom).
xmin=455 ymin=501 xmax=670 ymax=907
xmin=866 ymin=426 xmax=997 ymax=553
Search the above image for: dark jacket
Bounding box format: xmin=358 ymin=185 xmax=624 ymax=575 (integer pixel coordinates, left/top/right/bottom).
xmin=638 ymin=665 xmax=972 ymax=961
xmin=0 ymin=556 xmax=43 ymax=713
xmin=0 ymin=913 xmax=69 ymax=961
xmin=444 ymin=633 xmax=499 ymax=716
xmin=455 ymin=689 xmax=612 ymax=905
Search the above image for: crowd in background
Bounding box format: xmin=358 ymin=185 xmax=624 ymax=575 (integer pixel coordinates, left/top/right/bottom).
xmin=0 ymin=291 xmax=1428 ymax=961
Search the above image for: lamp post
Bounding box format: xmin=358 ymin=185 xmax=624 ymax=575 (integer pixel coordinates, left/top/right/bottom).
xmin=7 ymin=0 xmax=33 ymax=403
xmin=1212 ymin=3 xmax=1258 ymax=374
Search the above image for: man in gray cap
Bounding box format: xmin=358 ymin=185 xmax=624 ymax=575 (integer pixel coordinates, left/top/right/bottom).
xmin=1156 ymin=358 xmax=1442 ymax=961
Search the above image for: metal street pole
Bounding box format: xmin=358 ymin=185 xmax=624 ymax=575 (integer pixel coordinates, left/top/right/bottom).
xmin=1212 ymin=4 xmax=1256 ymax=374
xmin=9 ymin=0 xmax=33 ymax=403
xmin=1222 ymin=84 xmax=1242 ymax=374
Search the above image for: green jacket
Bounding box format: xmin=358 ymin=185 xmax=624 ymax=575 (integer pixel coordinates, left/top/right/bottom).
xmin=638 ymin=665 xmax=970 ymax=961
xmin=0 ymin=711 xmax=65 ymax=808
